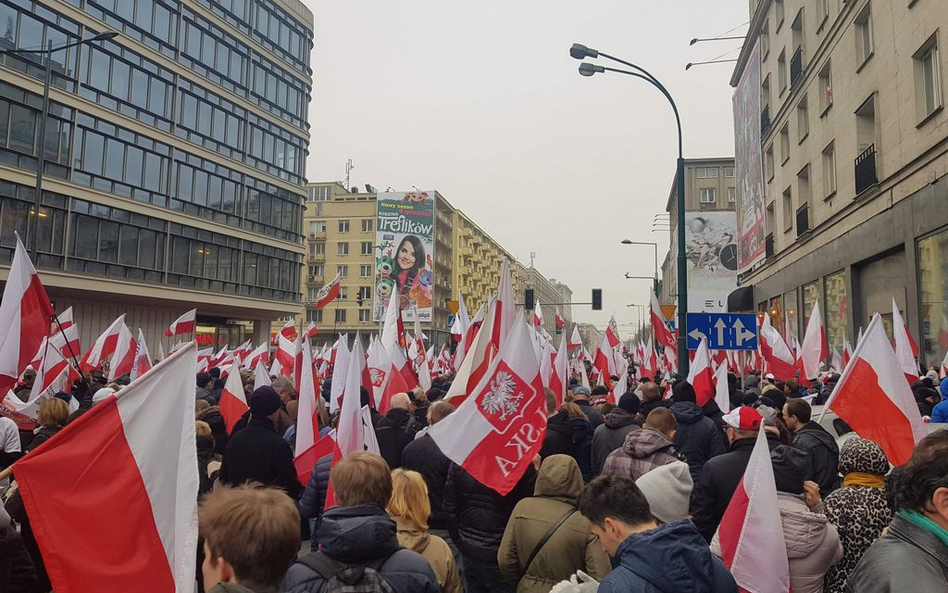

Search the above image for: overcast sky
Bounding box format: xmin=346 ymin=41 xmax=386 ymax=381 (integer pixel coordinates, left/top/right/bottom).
xmin=302 ymin=0 xmax=748 ymax=333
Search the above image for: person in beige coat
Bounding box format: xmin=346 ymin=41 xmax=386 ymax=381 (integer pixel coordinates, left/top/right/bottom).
xmin=498 ymin=455 xmax=611 ymax=593
xmin=387 ymin=469 xmax=463 ymax=593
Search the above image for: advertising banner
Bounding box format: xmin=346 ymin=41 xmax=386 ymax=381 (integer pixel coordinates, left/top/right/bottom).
xmin=733 ymin=41 xmax=766 ymax=272
xmin=685 ymin=211 xmax=739 ymax=313
xmin=374 ymin=192 xmax=435 ymax=323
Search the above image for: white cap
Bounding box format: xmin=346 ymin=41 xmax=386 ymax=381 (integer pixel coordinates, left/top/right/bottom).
xmin=764 ymin=373 xmax=775 ymax=382
xmin=91 ymin=387 xmax=116 ymax=404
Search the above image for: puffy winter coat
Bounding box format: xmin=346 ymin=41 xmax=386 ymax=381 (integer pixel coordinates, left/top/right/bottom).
xmin=401 ymin=434 xmax=452 ymax=529
xmin=375 ymin=408 xmax=420 ymax=469
xmin=845 ymin=512 xmax=948 ymax=593
xmin=497 ymin=455 xmax=611 ymax=593
xmin=690 ymin=434 xmax=782 ymax=542
xmin=283 ymin=504 xmax=439 ymax=593
xmin=670 ymin=402 xmax=726 ymax=481
xmin=218 ymin=416 xmax=302 ymax=499
xmin=591 ymin=409 xmax=640 ymax=474
xmin=601 ymin=428 xmax=684 ymax=481
xmin=930 ymin=399 xmax=948 ymax=423
xmin=598 ymin=520 xmax=738 ymax=593
xmin=395 ymin=517 xmax=462 ymax=593
xmin=443 ymin=462 xmax=536 ymax=563
xmin=792 ymin=421 xmax=841 ymax=496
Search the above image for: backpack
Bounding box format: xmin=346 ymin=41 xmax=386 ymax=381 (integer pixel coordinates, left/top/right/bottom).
xmin=296 ymin=549 xmax=398 ymax=593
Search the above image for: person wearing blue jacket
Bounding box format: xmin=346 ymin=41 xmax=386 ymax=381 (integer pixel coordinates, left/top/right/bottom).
xmin=931 ymin=378 xmax=948 ymax=422
xmin=577 ymin=473 xmax=738 ymax=593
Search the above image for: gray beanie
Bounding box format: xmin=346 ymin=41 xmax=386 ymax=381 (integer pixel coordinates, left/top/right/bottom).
xmin=635 ymin=461 xmax=693 ymax=524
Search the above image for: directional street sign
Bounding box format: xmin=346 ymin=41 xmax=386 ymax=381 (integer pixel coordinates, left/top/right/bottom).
xmin=686 ymin=313 xmax=758 ymax=351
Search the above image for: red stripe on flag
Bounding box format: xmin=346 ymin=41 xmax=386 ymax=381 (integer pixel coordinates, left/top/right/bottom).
xmin=219 ymin=388 xmax=248 ymax=434
xmin=717 ymin=480 xmax=750 ymax=569
xmin=14 ymin=398 xmax=175 ymax=593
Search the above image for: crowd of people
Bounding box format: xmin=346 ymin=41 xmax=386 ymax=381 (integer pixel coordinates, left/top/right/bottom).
xmin=2 ymin=363 xmax=948 ymax=593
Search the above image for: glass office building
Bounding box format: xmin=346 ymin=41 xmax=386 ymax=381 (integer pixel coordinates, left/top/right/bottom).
xmin=0 ymin=0 xmax=313 ymax=348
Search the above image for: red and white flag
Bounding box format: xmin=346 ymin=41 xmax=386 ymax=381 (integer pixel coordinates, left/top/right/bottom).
xmin=219 ymin=360 xmax=248 ymax=433
xmin=550 ymin=332 xmax=568 ymax=408
xmin=274 ymin=332 xmax=296 ymax=377
xmin=800 ymin=302 xmax=827 ymax=380
xmin=824 ymin=313 xmax=927 ymax=465
xmin=555 ymin=311 xmax=565 ymax=331
xmin=14 ymin=343 xmax=200 ymax=593
xmin=650 ymin=289 xmax=675 ymax=350
xmin=568 ymin=325 xmax=582 ymax=350
xmin=0 ymin=235 xmax=55 ymax=394
xmin=4 ymin=341 xmax=76 ymax=419
xmin=714 ymin=360 xmax=731 ymax=414
xmin=759 ymin=313 xmax=797 ymax=381
xmin=430 ymin=318 xmax=545 ymax=495
xmin=129 ymin=328 xmax=153 ymax=381
xmin=325 ymin=337 xmax=367 ymax=508
xmin=843 ymin=339 xmax=854 ymax=369
xmin=604 ymin=316 xmax=621 ymax=349
xmin=294 ymin=339 xmax=323 ymax=485
xmin=687 ymin=337 xmax=715 ymax=407
xmin=51 ymin=306 xmax=74 ymax=332
xmin=108 ymin=322 xmax=137 ymax=381
xmin=304 ymin=321 xmax=319 ymax=339
xmin=592 ymin=331 xmax=617 ymax=392
xmin=253 ymin=359 xmax=271 ymax=390
xmin=716 ymin=427 xmax=790 ymax=593
xmin=165 ymin=309 xmax=196 ymax=337
xmin=892 ymin=299 xmax=919 ymax=384
xmin=366 ymin=338 xmax=392 ymax=410
xmin=279 ymin=320 xmax=298 ymax=342
xmin=243 ymin=342 xmax=269 ymax=370
xmin=314 ymin=272 xmax=341 ymax=309
xmin=533 ymin=300 xmax=544 ymax=328
xmin=80 ymin=315 xmax=126 ymax=372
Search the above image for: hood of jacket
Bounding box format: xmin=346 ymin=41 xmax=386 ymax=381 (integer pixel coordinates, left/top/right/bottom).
xmin=534 ymin=454 xmax=583 ymax=504
xmin=622 ymin=428 xmax=675 ymax=459
xmin=603 ymin=408 xmax=636 ymax=429
xmin=382 ymin=407 xmax=412 ymax=429
xmin=317 ymin=504 xmax=400 ymax=564
xmin=613 ymin=520 xmax=720 ymax=591
xmin=838 ymin=436 xmax=889 ymax=476
xmin=941 ymin=376 xmax=948 ymax=401
xmin=669 ymin=401 xmax=705 ymax=425
xmin=395 ymin=516 xmax=431 ymax=554
xmin=778 ymin=494 xmax=833 ymax=558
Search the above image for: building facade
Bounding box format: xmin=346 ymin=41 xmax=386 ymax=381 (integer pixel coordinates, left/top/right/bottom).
xmin=451 ymin=209 xmax=522 ymax=314
xmin=660 ymin=157 xmax=738 ymax=313
xmin=524 ymin=266 xmax=572 ymax=336
xmin=0 ymin=0 xmax=313 ymax=349
xmin=731 ymin=0 xmax=948 ymax=364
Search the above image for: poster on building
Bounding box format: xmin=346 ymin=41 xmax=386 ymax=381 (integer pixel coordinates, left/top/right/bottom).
xmin=374 ymin=192 xmax=435 ymax=323
xmin=685 ymin=211 xmax=739 ymax=313
xmin=733 ymin=41 xmax=765 ymax=272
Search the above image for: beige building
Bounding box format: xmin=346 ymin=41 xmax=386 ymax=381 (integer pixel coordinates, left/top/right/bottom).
xmin=452 ymin=209 xmax=523 ymax=314
xmin=730 ymin=0 xmax=948 ymax=363
xmin=524 ymin=267 xmax=573 ymax=336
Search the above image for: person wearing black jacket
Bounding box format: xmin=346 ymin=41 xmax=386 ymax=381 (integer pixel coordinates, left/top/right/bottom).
xmin=375 ymin=393 xmax=420 ymax=469
xmin=218 ymin=386 xmax=302 ymax=499
xmin=443 ymin=462 xmax=537 ymax=593
xmin=298 ymin=453 xmax=332 ymax=551
xmin=690 ymin=407 xmax=781 ymax=542
xmin=784 ymin=398 xmax=840 ymax=496
xmin=635 ymin=381 xmax=670 ymax=425
xmin=669 ymin=382 xmax=727 ymax=481
xmin=571 ymin=386 xmax=603 ymax=429
xmin=401 ymin=401 xmax=456 ymax=532
xmin=592 ymin=393 xmax=641 ymax=474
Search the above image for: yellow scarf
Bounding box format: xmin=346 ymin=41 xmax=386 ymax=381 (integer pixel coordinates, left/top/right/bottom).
xmin=843 ymin=472 xmax=885 ymax=488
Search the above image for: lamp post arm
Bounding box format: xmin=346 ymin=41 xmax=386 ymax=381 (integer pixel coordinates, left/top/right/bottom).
xmin=599 ymin=65 xmax=683 ymax=163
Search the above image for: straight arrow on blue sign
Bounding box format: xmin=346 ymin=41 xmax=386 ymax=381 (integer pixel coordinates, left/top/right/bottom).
xmin=686 ymin=312 xmax=759 ymax=351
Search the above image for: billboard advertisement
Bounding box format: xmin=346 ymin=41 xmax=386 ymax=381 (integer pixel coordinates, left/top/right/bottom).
xmin=374 ymin=192 xmax=435 ymax=323
xmin=733 ymin=41 xmax=766 ymax=272
xmin=685 ymin=211 xmax=739 ymax=313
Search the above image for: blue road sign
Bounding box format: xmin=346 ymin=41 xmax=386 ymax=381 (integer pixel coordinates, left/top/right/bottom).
xmin=686 ymin=313 xmax=758 ymax=351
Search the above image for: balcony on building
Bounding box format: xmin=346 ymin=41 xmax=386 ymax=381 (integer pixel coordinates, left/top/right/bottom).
xmin=761 ymin=105 xmax=771 ymax=136
xmin=790 ymin=47 xmax=804 ymax=86
xmin=854 ymin=144 xmax=879 ymax=195
xmin=795 ymin=202 xmax=810 ymax=237
xmin=765 ymin=233 xmax=775 ymax=258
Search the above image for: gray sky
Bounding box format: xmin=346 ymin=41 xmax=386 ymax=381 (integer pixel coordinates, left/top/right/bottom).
xmin=302 ymin=0 xmax=748 ymax=334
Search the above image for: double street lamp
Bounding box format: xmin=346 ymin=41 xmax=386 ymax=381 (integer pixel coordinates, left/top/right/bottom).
xmin=570 ymin=43 xmax=690 ymax=375
xmin=0 ymin=31 xmax=118 ymax=256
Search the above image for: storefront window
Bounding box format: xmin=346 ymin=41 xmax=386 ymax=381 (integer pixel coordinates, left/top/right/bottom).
xmin=824 ymin=271 xmax=847 ymax=351
xmin=769 ymin=295 xmax=784 ymax=330
xmin=783 ymin=289 xmax=799 ymax=341
xmin=802 ymin=281 xmax=821 ymax=331
xmin=918 ymin=231 xmax=948 ymax=366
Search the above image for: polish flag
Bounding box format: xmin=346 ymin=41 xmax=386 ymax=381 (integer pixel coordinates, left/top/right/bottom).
xmin=293 ymin=339 xmax=323 ymax=485
xmin=824 ymin=313 xmax=927 ymax=465
xmin=664 ymin=345 xmax=678 ymax=374
xmin=713 ymin=360 xmax=731 ymax=414
xmin=687 ymin=337 xmax=715 ymax=407
xmin=451 ymin=295 xmax=471 ymax=370
xmin=843 ymin=339 xmax=854 ymax=368
xmin=366 ymin=338 xmax=392 ymax=410
xmin=129 ymin=329 xmax=152 ymax=381
xmin=253 ymin=359 xmax=271 ymax=390
xmin=830 ymin=347 xmax=843 ymax=374
xmin=329 ymin=337 xmax=350 ymax=414
xmin=490 ymin=260 xmax=518 ymax=354
xmin=0 ymin=235 xmax=55 ymax=394
xmin=444 ymin=317 xmax=489 ymax=405
xmin=892 ymin=300 xmax=919 ymax=384
xmin=274 ymin=333 xmax=295 ymax=377
xmin=13 ymin=343 xmax=200 ymax=593
xmin=82 ymin=315 xmax=127 ymax=372
xmin=279 ymin=320 xmax=298 ymax=342
xmin=380 ymin=293 xmax=417 ymax=393
xmin=555 ymin=311 xmax=565 ymax=331
xmin=550 ymin=332 xmax=567 ymax=408
xmin=533 ymin=300 xmax=544 ymax=328
xmin=3 ymin=343 xmax=76 ymax=419
xmin=219 ymin=360 xmax=249 ymax=433
xmin=650 ymin=289 xmax=676 ymax=350
xmin=304 ymin=321 xmax=319 ymax=339
xmin=108 ymin=322 xmax=137 ymax=381
xmin=156 ymin=341 xmax=165 ymax=363
xmin=314 ymin=272 xmax=341 ymax=309
xmin=604 ymin=316 xmax=621 ymax=349
xmin=243 ymin=342 xmax=269 ymax=370
xmin=51 ymin=306 xmax=74 ymax=332
xmin=800 ymin=302 xmax=827 ymax=380
xmin=165 ymin=309 xmax=196 ymax=337
xmin=325 ymin=336 xmax=367 ymax=508
xmin=592 ymin=332 xmax=617 ymax=389
xmin=568 ymin=325 xmax=582 ymax=350
xmin=430 ymin=318 xmax=545 ymax=495
xmin=30 ymin=322 xmax=79 ymax=370
xmin=716 ymin=426 xmax=790 ymax=593
xmin=759 ymin=313 xmax=797 ymax=381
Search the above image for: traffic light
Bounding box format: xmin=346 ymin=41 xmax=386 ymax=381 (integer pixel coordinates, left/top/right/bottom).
xmin=591 ymin=288 xmax=602 ymax=311
xmin=524 ymin=288 xmax=535 ymax=310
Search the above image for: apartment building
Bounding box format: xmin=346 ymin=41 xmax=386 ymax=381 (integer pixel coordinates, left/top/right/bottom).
xmin=0 ymin=0 xmax=313 ymax=349
xmin=731 ymin=0 xmax=948 ymax=362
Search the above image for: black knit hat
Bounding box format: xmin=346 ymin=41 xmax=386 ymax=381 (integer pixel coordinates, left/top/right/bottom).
xmin=249 ymin=386 xmax=281 ymax=417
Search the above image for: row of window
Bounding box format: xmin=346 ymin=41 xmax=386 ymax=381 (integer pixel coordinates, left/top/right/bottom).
xmin=307 ymin=219 xmax=377 ymax=235
xmin=761 ymin=268 xmax=847 ymax=351
xmin=329 ymin=241 xmax=379 ymax=256
xmin=698 ymin=187 xmax=737 ymax=205
xmin=307 ymin=263 xmax=374 ymax=279
xmin=86 ymin=0 xmax=180 ymax=59
xmin=305 ymin=308 xmax=373 ymax=324
xmin=694 ymin=166 xmax=734 ymax=179
xmin=307 ymin=186 xmax=332 ymax=202
xmin=0 ymin=0 xmax=83 ymax=93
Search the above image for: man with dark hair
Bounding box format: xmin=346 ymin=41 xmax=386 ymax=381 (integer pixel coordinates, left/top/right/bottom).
xmin=783 ymin=398 xmax=839 ymax=496
xmin=670 ymin=381 xmax=726 ymax=481
xmin=847 ymin=431 xmax=948 ymax=592
xmin=285 ymin=452 xmax=439 ymax=593
xmin=578 ymin=474 xmax=737 ymax=592
xmin=200 ymin=485 xmax=300 ymax=593
xmin=572 ymin=385 xmax=603 ymax=428
xmin=592 ymin=392 xmax=642 ymax=474
xmin=196 ymin=372 xmax=215 ymax=404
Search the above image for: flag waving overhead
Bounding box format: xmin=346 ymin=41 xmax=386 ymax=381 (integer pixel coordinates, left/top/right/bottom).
xmin=314 ymin=272 xmax=341 ymax=309
xmin=650 ymin=289 xmax=675 ymax=350
xmin=759 ymin=313 xmax=797 ymax=381
xmin=129 ymin=328 xmax=153 ymax=381
xmin=219 ymin=360 xmax=248 ymax=433
xmin=165 ymin=309 xmax=196 ymax=337
xmin=14 ymin=342 xmax=200 ymax=593
xmin=568 ymin=325 xmax=582 ymax=349
xmin=800 ymin=302 xmax=827 ymax=380
xmin=108 ymin=322 xmax=137 ymax=381
xmin=687 ymin=337 xmax=715 ymax=407
xmin=892 ymin=299 xmax=919 ymax=384
xmin=824 ymin=313 xmax=927 ymax=465
xmin=533 ymin=300 xmax=544 ymax=328
xmin=0 ymin=235 xmax=55 ymax=394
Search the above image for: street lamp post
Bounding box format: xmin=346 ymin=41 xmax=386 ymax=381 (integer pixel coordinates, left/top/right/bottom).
xmin=0 ymin=31 xmax=118 ymax=257
xmin=621 ymin=240 xmax=659 ymax=297
xmin=571 ymin=43 xmax=689 ymax=375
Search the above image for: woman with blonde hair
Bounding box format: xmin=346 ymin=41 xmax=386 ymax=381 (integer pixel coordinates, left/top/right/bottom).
xmin=387 ymin=469 xmax=462 ymax=593
xmin=27 ymin=397 xmax=69 ymax=451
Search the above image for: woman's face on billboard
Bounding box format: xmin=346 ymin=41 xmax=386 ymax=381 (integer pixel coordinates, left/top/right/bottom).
xmin=397 ymin=241 xmax=416 ymax=270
